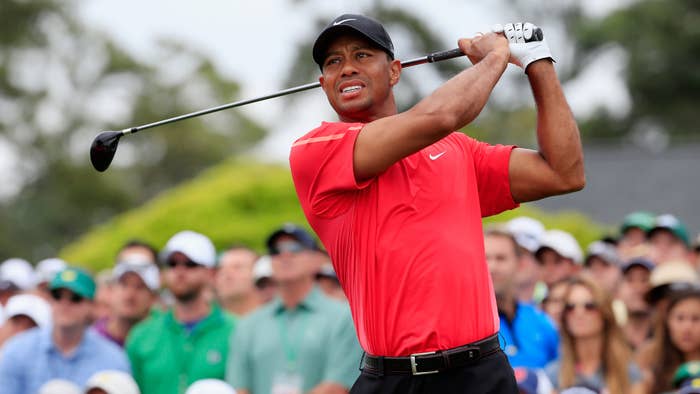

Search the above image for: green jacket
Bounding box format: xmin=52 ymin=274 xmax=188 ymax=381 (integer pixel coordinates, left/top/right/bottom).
xmin=126 ymin=303 xmax=236 ymax=394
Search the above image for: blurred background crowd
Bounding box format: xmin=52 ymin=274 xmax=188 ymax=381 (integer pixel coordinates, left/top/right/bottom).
xmin=0 ymin=211 xmax=698 ymax=394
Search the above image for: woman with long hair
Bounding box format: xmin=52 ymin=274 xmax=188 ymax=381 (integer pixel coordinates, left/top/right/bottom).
xmin=545 ymin=275 xmax=644 ymax=393
xmin=647 ymin=286 xmax=700 ymax=393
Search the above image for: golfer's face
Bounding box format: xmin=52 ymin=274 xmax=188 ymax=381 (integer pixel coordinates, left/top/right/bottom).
xmin=319 ymin=34 xmax=397 ymax=121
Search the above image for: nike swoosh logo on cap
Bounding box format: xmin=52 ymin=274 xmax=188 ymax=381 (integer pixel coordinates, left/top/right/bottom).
xmin=333 ymin=18 xmax=356 ymax=26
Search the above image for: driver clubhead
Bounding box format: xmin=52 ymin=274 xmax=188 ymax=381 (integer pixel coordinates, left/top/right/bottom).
xmin=90 ymin=131 xmax=122 ymax=172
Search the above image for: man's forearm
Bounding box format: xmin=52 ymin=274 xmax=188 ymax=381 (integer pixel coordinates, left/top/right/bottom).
xmin=411 ymin=50 xmax=509 ymax=136
xmin=528 ymin=60 xmax=585 ymax=191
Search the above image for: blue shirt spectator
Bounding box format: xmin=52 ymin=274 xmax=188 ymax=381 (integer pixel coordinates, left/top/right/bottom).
xmin=0 ymin=327 xmax=130 ymax=394
xmin=499 ymin=301 xmax=559 ymax=368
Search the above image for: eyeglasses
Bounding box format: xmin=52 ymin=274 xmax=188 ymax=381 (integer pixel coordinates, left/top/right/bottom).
xmin=165 ymin=259 xmax=201 ymax=269
xmin=564 ymin=301 xmax=598 ymax=313
xmin=270 ymin=240 xmax=306 ymax=256
xmin=50 ymin=289 xmax=85 ymax=304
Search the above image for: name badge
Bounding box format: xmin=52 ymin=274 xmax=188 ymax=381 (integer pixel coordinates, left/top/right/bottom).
xmin=271 ymin=371 xmax=303 ymax=394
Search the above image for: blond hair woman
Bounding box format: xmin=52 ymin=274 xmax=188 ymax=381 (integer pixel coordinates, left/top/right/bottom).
xmin=545 ymin=275 xmax=644 ymax=393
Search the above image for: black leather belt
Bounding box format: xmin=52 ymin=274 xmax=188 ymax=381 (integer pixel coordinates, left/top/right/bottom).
xmin=362 ymin=334 xmax=501 ymax=376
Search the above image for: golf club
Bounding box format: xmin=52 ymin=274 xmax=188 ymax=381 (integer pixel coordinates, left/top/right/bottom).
xmin=90 ymin=23 xmax=546 ymax=172
xmin=90 ymin=47 xmax=468 ymax=172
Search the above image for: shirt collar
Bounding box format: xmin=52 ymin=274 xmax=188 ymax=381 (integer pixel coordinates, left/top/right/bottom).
xmin=273 ymin=285 xmax=323 ymax=315
xmin=40 ymin=326 xmax=93 ymax=357
xmin=164 ymin=302 xmax=223 ymax=330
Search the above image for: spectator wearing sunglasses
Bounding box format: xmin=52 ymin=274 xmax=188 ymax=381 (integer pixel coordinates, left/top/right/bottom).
xmin=226 ymin=223 xmax=361 ymax=394
xmin=544 ymin=275 xmax=644 ymax=394
xmin=0 ymin=267 xmax=130 ymax=394
xmin=125 ymin=230 xmax=235 ymax=394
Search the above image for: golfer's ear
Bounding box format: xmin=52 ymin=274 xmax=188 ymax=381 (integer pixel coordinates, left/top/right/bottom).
xmin=390 ymin=60 xmax=401 ymax=86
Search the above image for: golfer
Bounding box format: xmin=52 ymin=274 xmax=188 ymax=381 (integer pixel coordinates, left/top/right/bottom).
xmin=289 ymin=13 xmax=584 ymax=393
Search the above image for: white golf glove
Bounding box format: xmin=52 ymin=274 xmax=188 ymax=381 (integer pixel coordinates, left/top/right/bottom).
xmin=492 ymin=22 xmax=554 ymax=72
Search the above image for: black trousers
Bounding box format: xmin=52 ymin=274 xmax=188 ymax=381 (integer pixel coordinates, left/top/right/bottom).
xmin=350 ymin=350 xmax=518 ymax=394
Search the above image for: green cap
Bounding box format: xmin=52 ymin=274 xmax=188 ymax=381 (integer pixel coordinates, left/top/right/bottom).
xmin=649 ymin=214 xmax=691 ymax=247
xmin=49 ymin=267 xmax=96 ymax=300
xmin=674 ymin=361 xmax=700 ymax=388
xmin=620 ymin=211 xmax=656 ymax=234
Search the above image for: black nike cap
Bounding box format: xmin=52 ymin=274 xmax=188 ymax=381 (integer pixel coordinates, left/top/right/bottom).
xmin=312 ymin=14 xmax=395 ymax=68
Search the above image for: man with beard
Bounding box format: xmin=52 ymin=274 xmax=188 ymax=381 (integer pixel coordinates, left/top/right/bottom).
xmin=126 ymin=231 xmax=235 ymax=394
xmin=484 ymin=227 xmax=559 ymax=369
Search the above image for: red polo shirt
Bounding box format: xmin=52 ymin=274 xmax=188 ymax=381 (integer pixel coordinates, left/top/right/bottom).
xmin=290 ymin=122 xmax=518 ymax=356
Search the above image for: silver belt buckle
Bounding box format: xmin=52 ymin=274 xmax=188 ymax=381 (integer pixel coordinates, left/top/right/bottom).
xmin=410 ymin=351 xmax=439 ymax=375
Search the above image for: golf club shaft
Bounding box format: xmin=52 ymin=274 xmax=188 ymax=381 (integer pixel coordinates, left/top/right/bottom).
xmin=120 ymin=47 xmax=465 ymax=135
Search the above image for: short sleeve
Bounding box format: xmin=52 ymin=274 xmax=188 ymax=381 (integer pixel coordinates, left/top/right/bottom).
xmin=290 ymin=122 xmax=371 ymax=218
xmin=465 ymin=137 xmax=519 ymax=217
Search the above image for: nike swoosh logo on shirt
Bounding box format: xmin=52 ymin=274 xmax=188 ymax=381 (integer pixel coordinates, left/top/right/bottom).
xmin=429 ymin=152 xmax=446 ymax=160
xmin=333 ymin=18 xmax=356 ymax=26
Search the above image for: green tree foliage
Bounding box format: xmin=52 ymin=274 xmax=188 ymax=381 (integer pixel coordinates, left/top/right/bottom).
xmin=567 ymin=0 xmax=700 ymax=141
xmin=0 ymin=0 xmax=266 ymax=261
xmin=59 ymin=159 xmax=307 ymax=270
xmin=60 ymin=159 xmax=607 ymax=271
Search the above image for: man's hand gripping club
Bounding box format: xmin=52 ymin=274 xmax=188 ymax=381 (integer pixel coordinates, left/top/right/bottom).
xmin=493 ymin=22 xmax=554 ymax=72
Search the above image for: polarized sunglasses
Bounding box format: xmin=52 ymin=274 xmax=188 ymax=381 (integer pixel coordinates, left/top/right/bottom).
xmin=563 ymin=301 xmax=598 ymax=313
xmin=50 ymin=289 xmax=85 ymax=303
xmin=270 ymin=240 xmax=306 ymax=256
xmin=164 ymin=259 xmax=201 ymax=269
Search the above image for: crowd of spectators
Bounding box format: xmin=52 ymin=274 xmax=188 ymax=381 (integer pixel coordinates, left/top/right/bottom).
xmin=0 ymin=212 xmax=698 ymax=394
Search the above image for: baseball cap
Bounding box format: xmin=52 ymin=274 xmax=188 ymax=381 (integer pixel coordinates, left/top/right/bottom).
xmin=38 ymin=379 xmax=82 ymax=394
xmin=621 ymin=257 xmax=655 ymax=275
xmin=506 ymin=216 xmax=545 ymax=253
xmin=49 ymin=267 xmax=96 ymax=300
xmin=676 ymin=362 xmax=700 ymax=394
xmin=5 ymin=293 xmax=51 ymax=328
xmin=266 ymin=223 xmax=319 ymax=255
xmin=620 ymin=211 xmax=655 ymax=234
xmin=648 ymin=213 xmax=691 ymax=247
xmin=584 ymin=241 xmax=621 ymax=267
xmin=185 ymin=379 xmax=237 ymax=394
xmin=252 ymin=255 xmax=273 ymax=283
xmin=113 ymin=261 xmax=160 ymax=291
xmin=312 ymin=13 xmax=395 ymax=67
xmin=645 ymin=261 xmax=700 ymax=304
xmin=535 ymin=229 xmax=583 ymax=265
xmin=85 ymin=370 xmax=140 ymax=394
xmin=35 ymin=258 xmax=67 ymax=284
xmin=160 ymin=230 xmax=216 ymax=268
xmin=0 ymin=258 xmax=37 ymax=291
